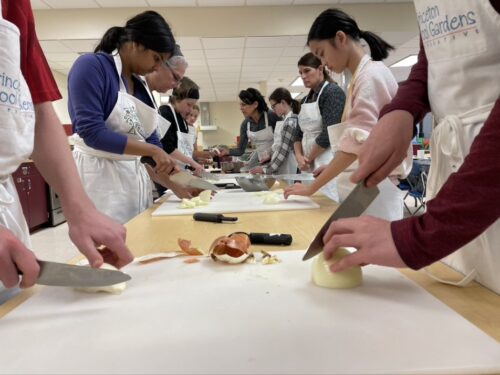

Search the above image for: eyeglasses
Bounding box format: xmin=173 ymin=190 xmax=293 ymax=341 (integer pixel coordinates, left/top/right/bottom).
xmin=270 ymin=102 xmax=278 ymax=110
xmin=165 ymin=61 xmax=182 ymax=85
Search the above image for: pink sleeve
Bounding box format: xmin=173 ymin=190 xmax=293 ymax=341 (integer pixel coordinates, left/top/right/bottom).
xmin=339 ymin=64 xmax=398 ymax=156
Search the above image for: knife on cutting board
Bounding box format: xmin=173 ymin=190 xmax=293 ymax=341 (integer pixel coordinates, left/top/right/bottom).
xmin=302 ymin=182 xmax=379 ymax=261
xmin=219 ymin=173 xmax=315 ymax=181
xmin=18 ymin=260 xmax=131 ymax=287
xmin=140 ymin=156 xmax=219 ymax=191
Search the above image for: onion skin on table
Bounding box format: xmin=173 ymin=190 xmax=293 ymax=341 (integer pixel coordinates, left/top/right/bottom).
xmin=209 ymin=233 xmax=251 ymax=264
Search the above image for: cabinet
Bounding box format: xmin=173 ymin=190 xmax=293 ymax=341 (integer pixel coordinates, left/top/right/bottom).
xmin=12 ymin=162 xmax=49 ymax=232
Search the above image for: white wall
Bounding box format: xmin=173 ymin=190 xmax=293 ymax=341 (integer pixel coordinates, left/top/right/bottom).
xmin=201 ymin=101 xmax=244 ymax=148
xmin=51 ymin=70 xmax=71 ymax=124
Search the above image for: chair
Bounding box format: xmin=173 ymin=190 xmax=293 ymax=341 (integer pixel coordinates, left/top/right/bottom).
xmin=404 ymin=170 xmax=428 ymax=216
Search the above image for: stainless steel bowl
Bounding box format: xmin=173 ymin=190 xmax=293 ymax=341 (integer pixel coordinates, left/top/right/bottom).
xmin=235 ymin=176 xmax=276 ymax=192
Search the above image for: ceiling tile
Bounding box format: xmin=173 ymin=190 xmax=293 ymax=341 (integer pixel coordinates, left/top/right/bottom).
xmin=277 ymin=56 xmax=301 ymax=65
xmin=202 ymin=37 xmax=245 ymax=49
xmin=43 ymin=0 xmax=99 ymax=8
xmin=242 ymin=57 xmax=278 ymax=66
xmin=207 ymin=58 xmax=242 ymax=67
xmin=246 ymin=36 xmax=290 ymax=48
xmin=287 ymin=35 xmax=308 ymax=47
xmin=186 ymin=59 xmax=208 ymax=67
xmin=182 ymin=50 xmax=205 ymax=60
xmin=240 ymin=72 xmax=270 ymax=80
xmin=282 ymin=46 xmax=308 ymax=57
xmin=176 ymin=37 xmax=203 ymax=50
xmin=211 ymin=75 xmax=240 ymax=83
xmin=60 ymin=39 xmax=100 ymax=53
xmin=198 ymin=0 xmax=245 ymax=6
xmin=46 ymin=52 xmax=81 ymax=62
xmin=95 ymin=0 xmax=148 ymax=7
xmin=241 ymin=65 xmax=273 ymax=73
xmin=245 ymin=47 xmax=283 ymax=58
xmin=208 ymin=65 xmax=241 ymax=73
xmin=31 ymin=0 xmax=51 ymax=9
xmin=147 ymin=0 xmax=196 ymax=5
xmin=205 ymin=48 xmax=243 ymax=59
xmin=40 ymin=40 xmax=73 ymax=53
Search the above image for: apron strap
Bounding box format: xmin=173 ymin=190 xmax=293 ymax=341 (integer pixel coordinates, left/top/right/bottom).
xmin=168 ymin=104 xmax=181 ymax=132
xmin=111 ymin=51 xmax=129 ymax=94
xmin=423 ymin=266 xmax=477 ymax=287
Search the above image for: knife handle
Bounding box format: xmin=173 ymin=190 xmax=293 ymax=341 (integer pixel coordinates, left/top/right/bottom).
xmin=249 ymin=233 xmax=292 ymax=246
xmin=140 ymin=156 xmax=156 ymax=167
xmin=193 ymin=213 xmax=238 ymax=223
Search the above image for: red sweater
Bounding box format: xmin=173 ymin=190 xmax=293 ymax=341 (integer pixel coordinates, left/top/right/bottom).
xmin=380 ymin=3 xmax=500 ymax=269
xmin=2 ymin=0 xmax=61 ymax=104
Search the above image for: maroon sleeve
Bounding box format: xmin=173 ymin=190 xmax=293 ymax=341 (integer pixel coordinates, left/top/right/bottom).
xmin=391 ymin=97 xmax=500 ymax=269
xmin=379 ymin=38 xmax=430 ymax=128
xmin=2 ymin=0 xmax=61 ymax=104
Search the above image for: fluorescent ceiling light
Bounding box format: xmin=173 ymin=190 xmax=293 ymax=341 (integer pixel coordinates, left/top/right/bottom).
xmin=291 ymin=92 xmax=301 ymax=99
xmin=291 ymin=76 xmax=304 ymax=87
xmin=390 ymin=55 xmax=418 ymax=68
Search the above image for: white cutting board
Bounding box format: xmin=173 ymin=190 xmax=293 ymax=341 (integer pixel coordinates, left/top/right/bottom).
xmin=0 ymin=251 xmax=499 ymax=374
xmin=152 ymin=189 xmax=320 ymax=216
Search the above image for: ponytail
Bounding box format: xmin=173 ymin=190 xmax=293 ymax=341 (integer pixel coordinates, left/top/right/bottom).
xmin=94 ymin=11 xmax=175 ymax=55
xmin=239 ymin=88 xmax=268 ymax=113
xmin=359 ymin=30 xmax=394 ymax=61
xmin=269 ymin=87 xmax=301 ymax=115
xmin=291 ymin=99 xmax=301 ymax=115
xmin=94 ymin=26 xmax=126 ymax=53
xmin=307 ymin=8 xmax=394 ymax=61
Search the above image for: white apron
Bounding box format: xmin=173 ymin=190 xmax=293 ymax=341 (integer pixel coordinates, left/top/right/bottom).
xmin=328 ymin=55 xmax=409 ymax=221
xmin=245 ymin=111 xmax=274 ymax=170
xmin=139 ymin=77 xmax=171 ymax=139
xmin=0 ymin=2 xmax=35 ymax=297
xmin=169 ymin=104 xmax=195 ymax=158
xmin=415 ymin=0 xmax=500 ymax=293
xmin=299 ymin=82 xmax=339 ymax=201
xmin=271 ymin=111 xmax=298 ymax=179
xmin=72 ymin=52 xmax=159 ymax=224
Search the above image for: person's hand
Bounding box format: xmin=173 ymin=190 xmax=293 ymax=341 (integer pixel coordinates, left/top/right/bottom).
xmin=313 ymin=165 xmax=326 ymax=177
xmin=190 ymin=162 xmax=204 ymax=177
xmin=65 ymin=205 xmax=134 ymax=269
xmin=250 ymin=166 xmax=264 ymax=175
xmin=0 ymin=227 xmax=40 ymax=288
xmin=284 ymin=183 xmax=314 ymax=199
xmin=296 ymin=154 xmax=310 ymax=171
xmin=216 ymin=148 xmax=229 ymax=157
xmin=145 ymin=165 xmax=201 ymax=199
xmin=351 ymin=110 xmax=414 ymax=187
xmin=322 ymin=216 xmax=407 ymax=272
xmin=151 ymin=147 xmax=177 ymax=175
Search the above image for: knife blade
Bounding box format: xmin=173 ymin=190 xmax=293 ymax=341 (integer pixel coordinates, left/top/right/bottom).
xmin=302 ymin=182 xmax=379 ymax=261
xmin=219 ymin=173 xmax=315 ymax=181
xmin=140 ymin=156 xmax=219 ymax=191
xmin=168 ymin=171 xmax=219 ymax=191
xmin=30 ymin=260 xmax=131 ymax=287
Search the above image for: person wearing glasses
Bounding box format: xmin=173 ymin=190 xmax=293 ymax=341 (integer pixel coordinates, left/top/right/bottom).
xmin=220 ymin=88 xmax=280 ymax=171
xmin=249 ymin=88 xmax=300 ymax=183
xmin=158 ymin=77 xmax=204 ymax=194
xmin=68 ymin=11 xmax=178 ymax=224
xmin=289 ymin=52 xmax=346 ymax=201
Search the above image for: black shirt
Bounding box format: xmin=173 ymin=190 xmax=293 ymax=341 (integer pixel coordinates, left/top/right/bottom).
xmin=159 ymin=104 xmax=188 ymax=154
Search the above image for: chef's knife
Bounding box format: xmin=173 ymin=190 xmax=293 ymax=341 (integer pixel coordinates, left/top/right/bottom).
xmin=140 ymin=156 xmax=219 ymax=191
xmin=18 ymin=260 xmax=131 ymax=287
xmin=175 ymin=160 xmax=214 ymax=180
xmin=220 ymin=173 xmax=315 ymax=181
xmin=302 ymin=182 xmax=379 ymax=261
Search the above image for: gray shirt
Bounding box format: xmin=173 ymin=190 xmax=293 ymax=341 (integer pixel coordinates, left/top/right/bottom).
xmin=229 ymin=110 xmax=280 ymax=156
xmin=295 ymin=81 xmax=346 ymax=148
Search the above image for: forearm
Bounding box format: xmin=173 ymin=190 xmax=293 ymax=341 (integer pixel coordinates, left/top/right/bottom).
xmin=392 ymin=99 xmax=500 ymax=268
xmin=309 ymin=151 xmax=356 ymax=193
xmin=123 ymin=138 xmax=163 ymax=157
xmin=307 ymin=143 xmax=327 ymax=162
xmin=294 ymin=142 xmax=304 ymax=157
xmin=31 ymin=102 xmax=94 ymax=218
xmin=170 ymin=149 xmax=197 ymax=166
